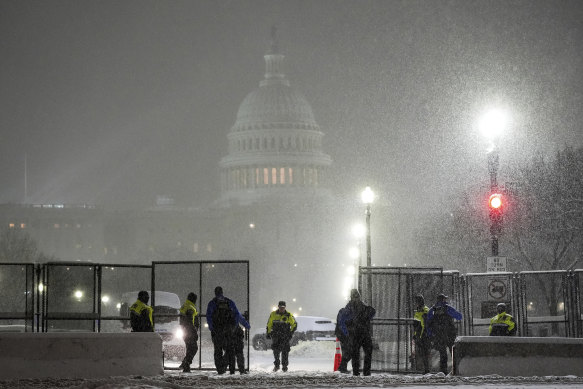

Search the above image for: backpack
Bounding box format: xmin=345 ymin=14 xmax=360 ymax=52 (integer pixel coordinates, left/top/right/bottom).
xmin=212 ymin=298 xmax=235 ymax=329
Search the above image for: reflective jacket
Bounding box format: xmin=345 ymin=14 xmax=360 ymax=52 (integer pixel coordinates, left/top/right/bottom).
xmin=413 ymin=305 xmax=429 ymax=340
xmin=267 ymin=310 xmax=297 ymax=339
xmin=489 ymin=312 xmax=516 ymax=336
xmin=179 ymin=299 xmax=199 ymax=334
xmin=130 ymin=299 xmax=154 ymax=332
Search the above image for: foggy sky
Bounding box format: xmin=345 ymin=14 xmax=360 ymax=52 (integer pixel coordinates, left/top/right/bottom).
xmin=1 ymin=0 xmax=582 ymax=212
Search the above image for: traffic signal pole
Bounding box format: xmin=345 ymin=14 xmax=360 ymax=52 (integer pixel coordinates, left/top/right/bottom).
xmin=488 ymin=149 xmax=501 ymax=256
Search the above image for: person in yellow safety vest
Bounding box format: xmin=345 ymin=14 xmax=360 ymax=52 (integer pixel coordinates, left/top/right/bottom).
xmin=489 ymin=303 xmax=516 ymax=336
xmin=130 ymin=291 xmax=154 ymax=332
xmin=266 ymin=301 xmax=297 ymax=372
xmin=179 ymin=292 xmax=200 ymax=372
xmin=412 ymin=294 xmax=431 ymax=374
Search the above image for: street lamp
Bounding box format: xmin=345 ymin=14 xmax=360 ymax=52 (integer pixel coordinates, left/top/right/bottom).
xmin=350 ymin=223 xmax=365 ymax=290
xmin=479 ymin=108 xmax=509 ymax=256
xmin=361 ymin=187 xmax=374 ymax=267
xmin=361 ymin=186 xmax=374 ymax=303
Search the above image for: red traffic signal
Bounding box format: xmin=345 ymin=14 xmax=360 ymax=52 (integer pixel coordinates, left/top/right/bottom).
xmin=489 ymin=193 xmax=503 ymax=210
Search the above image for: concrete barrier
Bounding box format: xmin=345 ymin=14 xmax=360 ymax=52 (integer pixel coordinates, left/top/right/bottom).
xmin=453 ymin=336 xmax=583 ymax=376
xmin=0 ymin=332 xmax=163 ymax=380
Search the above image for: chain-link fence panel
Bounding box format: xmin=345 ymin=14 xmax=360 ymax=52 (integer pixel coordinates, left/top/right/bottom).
xmin=574 ymin=270 xmax=583 ymax=337
xmin=98 ymin=264 xmax=151 ymax=333
xmin=42 ymin=262 xmax=97 ymax=332
xmin=0 ymin=263 xmax=35 ymax=332
xmin=152 ymin=262 xmax=202 ymax=366
xmin=359 ymin=267 xmax=461 ymax=373
xmin=462 ymin=272 xmax=517 ymax=336
xmin=153 ymin=261 xmax=249 ymax=371
xmin=518 ymin=270 xmax=570 ymax=337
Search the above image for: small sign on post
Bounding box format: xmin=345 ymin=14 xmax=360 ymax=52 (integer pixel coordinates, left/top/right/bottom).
xmin=486 ymin=256 xmax=507 ymax=273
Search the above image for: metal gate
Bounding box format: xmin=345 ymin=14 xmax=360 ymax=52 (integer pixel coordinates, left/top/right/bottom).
xmin=0 ymin=263 xmax=36 ymax=332
xmin=461 ymin=272 xmax=517 ymax=336
xmin=359 ymin=266 xmax=460 ymax=373
xmin=152 ymin=260 xmax=250 ymax=370
xmin=518 ymin=270 xmax=571 ymax=337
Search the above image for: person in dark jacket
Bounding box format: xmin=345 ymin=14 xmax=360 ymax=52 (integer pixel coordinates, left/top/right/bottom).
xmin=489 ymin=303 xmax=516 ymax=336
xmin=179 ymin=292 xmax=199 ymax=372
xmin=130 ymin=291 xmax=153 ymax=332
xmin=338 ymin=289 xmax=376 ymax=376
xmin=427 ymin=293 xmax=462 ymax=374
xmin=335 ymin=307 xmax=351 ymax=373
xmin=206 ymin=286 xmax=250 ymax=375
xmin=266 ymin=301 xmax=297 ymax=372
xmin=412 ymin=294 xmax=430 ymax=374
xmin=231 ymin=310 xmax=250 ymax=374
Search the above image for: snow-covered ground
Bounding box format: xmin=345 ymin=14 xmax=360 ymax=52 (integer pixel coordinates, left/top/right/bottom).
xmin=2 ymin=341 xmax=583 ymax=388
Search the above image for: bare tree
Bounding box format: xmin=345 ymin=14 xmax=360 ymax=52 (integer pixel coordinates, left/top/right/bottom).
xmin=503 ymin=147 xmax=583 ymax=318
xmin=0 ymin=227 xmax=40 ymax=263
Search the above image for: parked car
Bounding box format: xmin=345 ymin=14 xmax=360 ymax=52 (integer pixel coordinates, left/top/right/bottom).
xmin=252 ymin=315 xmax=336 ymax=351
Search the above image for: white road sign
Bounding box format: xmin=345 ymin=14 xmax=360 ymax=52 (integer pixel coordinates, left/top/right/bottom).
xmin=487 ymin=256 xmax=507 ymax=272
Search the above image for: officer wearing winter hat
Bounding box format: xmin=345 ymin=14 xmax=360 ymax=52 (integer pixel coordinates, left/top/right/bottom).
xmin=130 ymin=291 xmax=153 ymax=332
xmin=489 ymin=303 xmax=516 ymax=336
xmin=266 ymin=300 xmax=297 ymax=372
xmin=179 ymin=292 xmax=199 ymax=372
xmin=412 ymin=294 xmax=430 ymax=374
xmin=338 ymin=289 xmax=376 ymax=376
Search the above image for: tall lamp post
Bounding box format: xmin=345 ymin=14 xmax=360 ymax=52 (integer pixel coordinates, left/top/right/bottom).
xmin=361 ymin=186 xmax=374 ymax=302
xmin=479 ymin=109 xmax=508 ymax=256
xmin=351 ymin=223 xmax=365 ymax=289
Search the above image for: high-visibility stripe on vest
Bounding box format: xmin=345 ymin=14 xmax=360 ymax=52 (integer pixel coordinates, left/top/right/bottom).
xmin=180 ymin=299 xmax=198 ymax=325
xmin=130 ymin=299 xmax=153 ymax=327
xmin=414 ymin=306 xmax=429 ymax=338
xmin=489 ymin=312 xmax=515 ymax=335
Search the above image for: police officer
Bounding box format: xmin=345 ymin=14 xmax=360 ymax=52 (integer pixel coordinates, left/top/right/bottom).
xmin=427 ymin=293 xmax=462 ymax=375
xmin=179 ymin=292 xmax=199 ymax=372
xmin=266 ymin=301 xmax=297 ymax=372
xmin=489 ymin=303 xmax=516 ymax=336
xmin=412 ymin=294 xmax=430 ymax=374
xmin=338 ymin=289 xmax=376 ymax=376
xmin=206 ymin=286 xmax=250 ymax=375
xmin=130 ymin=291 xmax=154 ymax=332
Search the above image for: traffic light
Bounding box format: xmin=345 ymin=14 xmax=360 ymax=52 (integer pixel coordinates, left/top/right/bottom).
xmin=488 ymin=193 xmax=503 ymax=210
xmin=488 ymin=193 xmax=503 ymax=234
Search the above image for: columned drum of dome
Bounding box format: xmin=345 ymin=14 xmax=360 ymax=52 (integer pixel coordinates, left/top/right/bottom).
xmin=218 ymin=37 xmax=332 ymax=207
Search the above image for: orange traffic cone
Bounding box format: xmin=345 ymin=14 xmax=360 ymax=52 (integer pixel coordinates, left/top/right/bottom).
xmin=333 ymin=338 xmax=342 ymax=371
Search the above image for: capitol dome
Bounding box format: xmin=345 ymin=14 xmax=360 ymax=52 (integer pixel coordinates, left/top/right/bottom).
xmin=218 ymin=33 xmax=332 ymax=207
xmin=233 ymin=84 xmax=318 ymax=130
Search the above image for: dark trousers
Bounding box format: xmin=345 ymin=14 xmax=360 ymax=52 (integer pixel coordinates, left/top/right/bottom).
xmin=339 ymin=337 xmax=352 ymax=372
xmin=350 ymin=333 xmax=373 ymax=376
xmin=234 ymin=338 xmax=245 ymax=373
xmin=212 ymin=329 xmax=236 ymax=374
xmin=272 ymin=337 xmax=291 ymax=368
xmin=434 ymin=343 xmax=453 ymax=374
xmin=181 ymin=333 xmax=198 ymax=367
xmin=414 ymin=337 xmax=430 ymax=374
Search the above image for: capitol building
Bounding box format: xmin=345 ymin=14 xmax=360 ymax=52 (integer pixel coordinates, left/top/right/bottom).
xmin=0 ymin=33 xmax=348 ymax=320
